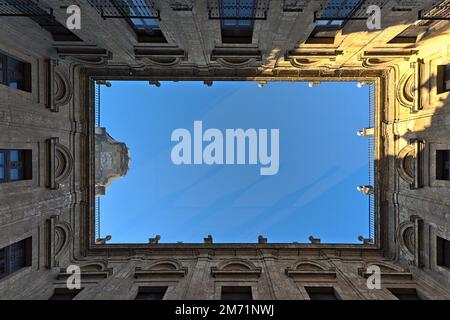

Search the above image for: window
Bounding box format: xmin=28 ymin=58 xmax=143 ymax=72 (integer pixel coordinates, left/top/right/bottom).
xmin=220 ymin=0 xmax=256 ymax=44
xmin=0 ymin=53 xmax=31 ymax=92
xmin=436 ymin=150 xmax=450 ymax=181
xmin=388 ymin=25 xmax=429 ymax=44
xmin=135 ymin=286 xmax=167 ymax=300
xmin=30 ymin=15 xmax=82 ymax=42
xmin=116 ymin=0 xmax=167 ymax=43
xmin=128 ymin=17 xmax=167 ymax=43
xmin=0 ymin=238 xmax=32 ymax=280
xmin=388 ymin=288 xmax=422 ymax=300
xmin=4 ymin=0 xmax=81 ymax=42
xmin=437 ymin=64 xmax=450 ymax=94
xmin=305 ymin=287 xmax=338 ymax=300
xmin=0 ymin=149 xmax=32 ymax=183
xmin=305 ymin=0 xmax=363 ymax=45
xmin=221 ymin=286 xmax=253 ymax=300
xmin=437 ymin=236 xmax=450 ymax=268
xmin=305 ymin=25 xmax=339 ymax=44
xmin=49 ymin=288 xmax=82 ymax=300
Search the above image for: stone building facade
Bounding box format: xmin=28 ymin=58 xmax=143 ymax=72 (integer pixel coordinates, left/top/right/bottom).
xmin=0 ymin=0 xmax=449 ymax=299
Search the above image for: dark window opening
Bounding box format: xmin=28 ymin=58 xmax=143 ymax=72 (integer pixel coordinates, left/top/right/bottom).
xmin=314 ymin=0 xmax=364 ymax=30
xmin=388 ymin=288 xmax=422 ymax=300
xmin=0 ymin=149 xmax=33 ymax=182
xmin=111 ymin=0 xmax=166 ymax=43
xmin=0 ymin=237 xmax=32 ymax=280
xmin=31 ymin=17 xmax=82 ymax=42
xmin=128 ymin=18 xmax=167 ymax=43
xmin=437 ymin=236 xmax=450 ymax=268
xmin=388 ymin=25 xmax=429 ymax=44
xmin=135 ymin=286 xmax=167 ymax=300
xmin=49 ymin=288 xmax=83 ymax=300
xmin=436 ymin=150 xmax=450 ymax=181
xmin=437 ymin=64 xmax=450 ymax=94
xmin=305 ymin=26 xmax=338 ymax=44
xmin=305 ymin=287 xmax=338 ymax=300
xmin=0 ymin=149 xmax=32 ymax=183
xmin=220 ymin=0 xmax=255 ymax=44
xmin=0 ymin=53 xmax=31 ymax=92
xmin=221 ymin=286 xmax=253 ymax=300
xmin=3 ymin=0 xmax=81 ymax=41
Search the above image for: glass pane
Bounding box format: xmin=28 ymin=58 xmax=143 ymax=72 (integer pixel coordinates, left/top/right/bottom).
xmin=0 ymin=168 xmax=4 ymax=179
xmin=0 ymin=152 xmax=4 ymax=164
xmin=7 ymin=57 xmax=24 ymax=90
xmin=9 ymin=150 xmax=19 ymax=162
xmin=9 ymin=168 xmax=19 ymax=180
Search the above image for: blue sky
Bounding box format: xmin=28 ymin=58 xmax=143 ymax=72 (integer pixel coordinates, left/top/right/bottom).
xmin=99 ymin=81 xmax=370 ymax=244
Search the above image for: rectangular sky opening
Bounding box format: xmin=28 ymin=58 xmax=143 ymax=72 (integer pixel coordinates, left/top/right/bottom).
xmin=95 ymin=80 xmax=373 ymax=244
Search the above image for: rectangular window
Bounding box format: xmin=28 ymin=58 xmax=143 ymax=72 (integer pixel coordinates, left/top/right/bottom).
xmin=220 ymin=0 xmax=256 ymax=44
xmin=437 ymin=64 xmax=450 ymax=94
xmin=0 ymin=53 xmax=31 ymax=92
xmin=436 ymin=150 xmax=450 ymax=181
xmin=388 ymin=288 xmax=422 ymax=300
xmin=135 ymin=286 xmax=167 ymax=300
xmin=0 ymin=238 xmax=32 ymax=280
xmin=30 ymin=15 xmax=82 ymax=42
xmin=437 ymin=236 xmax=450 ymax=268
xmin=306 ymin=0 xmax=366 ymax=45
xmin=305 ymin=25 xmax=339 ymax=44
xmin=221 ymin=286 xmax=253 ymax=300
xmin=128 ymin=17 xmax=167 ymax=43
xmin=49 ymin=288 xmax=82 ymax=300
xmin=114 ymin=0 xmax=166 ymax=43
xmin=305 ymin=287 xmax=338 ymax=300
xmin=0 ymin=149 xmax=32 ymax=183
xmin=388 ymin=25 xmax=429 ymax=44
xmin=4 ymin=1 xmax=81 ymax=42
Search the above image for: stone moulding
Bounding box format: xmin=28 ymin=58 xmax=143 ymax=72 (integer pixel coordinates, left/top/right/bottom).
xmin=134 ymin=259 xmax=188 ymax=279
xmin=396 ymin=139 xmax=425 ymax=189
xmin=358 ymin=50 xmax=419 ymax=68
xmin=56 ymin=47 xmax=112 ymax=65
xmin=285 ymin=260 xmax=337 ymax=282
xmin=210 ymin=47 xmax=262 ymax=68
xmin=358 ymin=261 xmax=413 ymax=282
xmin=45 ymin=215 xmax=72 ymax=268
xmin=397 ymin=216 xmax=424 ymax=267
xmin=134 ymin=46 xmax=187 ymax=67
xmin=46 ymin=137 xmax=74 ymax=190
xmin=211 ymin=259 xmax=262 ymax=279
xmin=57 ymin=262 xmax=112 ymax=283
xmin=285 ymin=49 xmax=344 ymax=68
xmin=46 ymin=60 xmax=73 ymax=112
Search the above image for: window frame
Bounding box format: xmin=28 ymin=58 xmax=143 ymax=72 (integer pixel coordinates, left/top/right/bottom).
xmin=305 ymin=286 xmax=339 ymax=300
xmin=0 ymin=237 xmax=32 ymax=280
xmin=0 ymin=53 xmax=32 ymax=92
xmin=220 ymin=0 xmax=256 ymax=44
xmin=49 ymin=288 xmax=83 ymax=300
xmin=0 ymin=149 xmax=32 ymax=183
xmin=437 ymin=64 xmax=450 ymax=94
xmin=387 ymin=288 xmax=422 ymax=300
xmin=436 ymin=236 xmax=450 ymax=269
xmin=221 ymin=286 xmax=253 ymax=300
xmin=134 ymin=286 xmax=168 ymax=300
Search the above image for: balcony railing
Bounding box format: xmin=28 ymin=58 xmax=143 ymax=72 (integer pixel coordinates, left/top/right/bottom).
xmin=419 ymin=0 xmax=450 ymax=20
xmin=86 ymin=0 xmax=160 ymax=19
xmin=314 ymin=0 xmax=389 ymax=22
xmin=208 ymin=0 xmax=270 ymax=20
xmin=0 ymin=0 xmax=52 ymax=17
